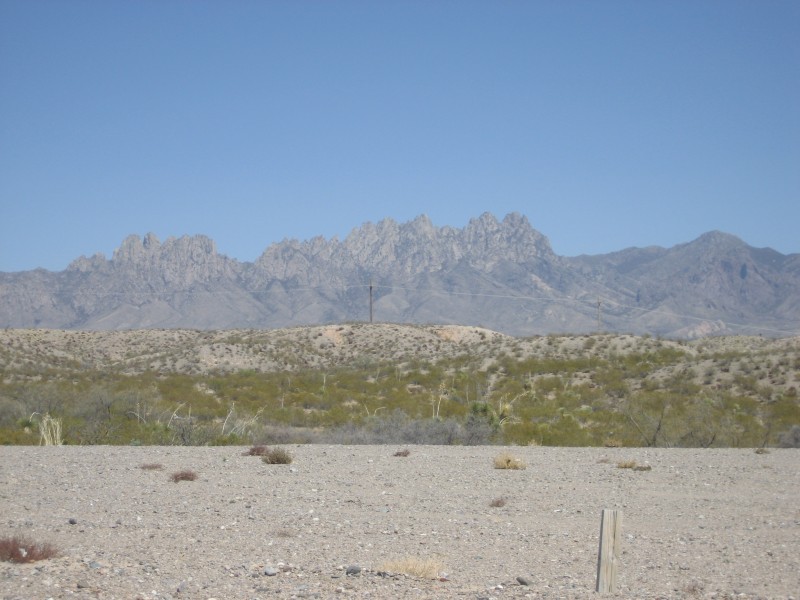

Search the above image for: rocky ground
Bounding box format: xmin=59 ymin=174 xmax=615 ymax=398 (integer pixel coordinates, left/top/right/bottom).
xmin=1 ymin=445 xmax=798 ymax=600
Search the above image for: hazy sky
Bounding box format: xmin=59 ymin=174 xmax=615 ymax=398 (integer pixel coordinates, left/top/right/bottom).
xmin=1 ymin=1 xmax=798 ymax=272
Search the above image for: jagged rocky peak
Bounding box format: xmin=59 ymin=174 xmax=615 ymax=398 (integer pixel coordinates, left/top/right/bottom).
xmin=462 ymin=211 xmax=554 ymax=262
xmin=66 ymin=252 xmax=107 ymax=272
xmin=112 ymin=233 xmax=218 ymax=264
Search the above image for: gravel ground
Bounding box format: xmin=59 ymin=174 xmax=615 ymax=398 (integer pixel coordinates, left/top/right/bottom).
xmin=1 ymin=446 xmax=798 ymax=600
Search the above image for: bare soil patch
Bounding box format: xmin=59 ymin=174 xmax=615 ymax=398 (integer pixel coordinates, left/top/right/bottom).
xmin=1 ymin=446 xmax=797 ymax=599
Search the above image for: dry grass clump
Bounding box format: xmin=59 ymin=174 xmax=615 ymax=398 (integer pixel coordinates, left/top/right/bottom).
xmin=493 ymin=451 xmax=526 ymax=470
xmin=261 ymin=448 xmax=293 ymax=464
xmin=393 ymin=449 xmax=411 ymax=457
xmin=0 ymin=535 xmax=59 ymax=563
xmin=633 ymin=464 xmax=652 ymax=471
xmin=379 ymin=556 xmax=444 ymax=579
xmin=139 ymin=462 xmax=163 ymax=470
xmin=603 ymin=438 xmax=623 ymax=448
xmin=489 ymin=496 xmax=508 ymax=507
xmin=243 ymin=445 xmax=270 ymax=456
xmin=170 ymin=469 xmax=198 ymax=482
xmin=616 ymin=460 xmax=638 ymax=469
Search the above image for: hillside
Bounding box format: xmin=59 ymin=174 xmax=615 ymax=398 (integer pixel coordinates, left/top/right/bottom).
xmin=2 ymin=325 xmax=798 ymax=448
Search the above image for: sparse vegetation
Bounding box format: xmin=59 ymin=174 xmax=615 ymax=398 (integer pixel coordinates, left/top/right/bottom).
xmin=0 ymin=535 xmax=59 ymax=563
xmin=243 ymin=445 xmax=270 ymax=456
xmin=170 ymin=469 xmax=198 ymax=482
xmin=393 ymin=449 xmax=411 ymax=457
xmin=139 ymin=462 xmax=163 ymax=470
xmin=379 ymin=556 xmax=445 ymax=579
xmin=489 ymin=496 xmax=507 ymax=507
xmin=0 ymin=327 xmax=797 ymax=448
xmin=777 ymin=425 xmax=800 ymax=448
xmin=617 ymin=460 xmax=638 ymax=469
xmin=493 ymin=451 xmax=526 ymax=470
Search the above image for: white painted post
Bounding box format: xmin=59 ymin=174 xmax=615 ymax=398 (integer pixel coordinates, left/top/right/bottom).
xmin=596 ymin=509 xmax=622 ymax=593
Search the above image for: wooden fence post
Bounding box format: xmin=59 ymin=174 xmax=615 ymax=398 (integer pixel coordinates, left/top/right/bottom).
xmin=596 ymin=509 xmax=622 ymax=593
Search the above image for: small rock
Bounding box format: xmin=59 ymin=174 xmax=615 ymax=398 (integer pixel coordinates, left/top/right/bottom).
xmin=264 ymin=566 xmax=279 ymax=576
xmin=346 ymin=565 xmax=361 ymax=576
xmin=76 ymin=580 xmax=90 ymax=589
xmin=516 ymin=576 xmax=531 ymax=586
xmin=68 ymin=518 xmax=78 ymax=525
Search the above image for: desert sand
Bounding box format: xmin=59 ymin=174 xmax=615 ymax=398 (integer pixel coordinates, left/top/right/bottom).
xmin=1 ymin=445 xmax=798 ymax=599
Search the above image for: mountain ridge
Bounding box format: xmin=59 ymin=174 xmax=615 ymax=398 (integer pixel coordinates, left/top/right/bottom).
xmin=1 ymin=212 xmax=798 ymax=337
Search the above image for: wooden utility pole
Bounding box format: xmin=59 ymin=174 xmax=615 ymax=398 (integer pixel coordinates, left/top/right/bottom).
xmin=369 ymin=278 xmax=373 ymax=324
xmin=596 ymin=298 xmax=602 ymax=332
xmin=596 ymin=509 xmax=622 ymax=593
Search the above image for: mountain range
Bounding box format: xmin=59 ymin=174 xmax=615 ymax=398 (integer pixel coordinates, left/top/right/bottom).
xmin=2 ymin=212 xmax=798 ymax=338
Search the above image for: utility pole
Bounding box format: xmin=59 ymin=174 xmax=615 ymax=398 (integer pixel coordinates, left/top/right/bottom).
xmin=596 ymin=297 xmax=602 ymax=332
xmin=369 ymin=278 xmax=373 ymax=324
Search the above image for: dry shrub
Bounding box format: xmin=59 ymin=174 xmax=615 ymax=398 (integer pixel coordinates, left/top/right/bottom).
xmin=489 ymin=496 xmax=507 ymax=507
xmin=603 ymin=438 xmax=623 ymax=448
xmin=0 ymin=535 xmax=59 ymax=563
xmin=493 ymin=451 xmax=526 ymax=470
xmin=262 ymin=448 xmax=293 ymax=465
xmin=633 ymin=464 xmax=652 ymax=471
xmin=617 ymin=460 xmax=638 ymax=469
xmin=682 ymin=580 xmax=705 ymax=597
xmin=379 ymin=556 xmax=444 ymax=579
xmin=37 ymin=414 xmax=63 ymax=446
xmin=274 ymin=528 xmax=296 ymax=538
xmin=170 ymin=469 xmax=198 ymax=482
xmin=139 ymin=463 xmax=163 ymax=471
xmin=754 ymin=447 xmax=770 ymax=455
xmin=243 ymin=445 xmax=270 ymax=456
xmin=393 ymin=449 xmax=411 ymax=457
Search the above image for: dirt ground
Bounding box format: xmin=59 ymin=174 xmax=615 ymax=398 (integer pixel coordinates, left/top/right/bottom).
xmin=1 ymin=445 xmax=798 ymax=599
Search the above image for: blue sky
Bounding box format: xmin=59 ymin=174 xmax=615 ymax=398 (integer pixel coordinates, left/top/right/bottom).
xmin=1 ymin=0 xmax=798 ymax=272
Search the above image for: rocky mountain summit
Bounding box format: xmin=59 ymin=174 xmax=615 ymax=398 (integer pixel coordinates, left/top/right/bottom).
xmin=1 ymin=213 xmax=798 ymax=337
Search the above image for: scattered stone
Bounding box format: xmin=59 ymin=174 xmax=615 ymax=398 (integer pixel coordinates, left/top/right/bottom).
xmin=346 ymin=565 xmax=361 ymax=576
xmin=264 ymin=566 xmax=279 ymax=576
xmin=76 ymin=580 xmax=90 ymax=589
xmin=68 ymin=518 xmax=78 ymax=525
xmin=516 ymin=576 xmax=531 ymax=585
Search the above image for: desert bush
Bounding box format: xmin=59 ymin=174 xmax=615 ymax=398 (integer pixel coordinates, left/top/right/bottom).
xmin=36 ymin=413 xmax=62 ymax=446
xmin=489 ymin=496 xmax=507 ymax=507
xmin=170 ymin=469 xmax=198 ymax=482
xmin=139 ymin=462 xmax=163 ymax=470
xmin=379 ymin=556 xmax=444 ymax=579
xmin=493 ymin=451 xmax=526 ymax=470
xmin=262 ymin=448 xmax=293 ymax=464
xmin=243 ymin=445 xmax=270 ymax=456
xmin=393 ymin=449 xmax=411 ymax=457
xmin=617 ymin=460 xmax=638 ymax=469
xmin=777 ymin=425 xmax=800 ymax=448
xmin=0 ymin=535 xmax=59 ymax=563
